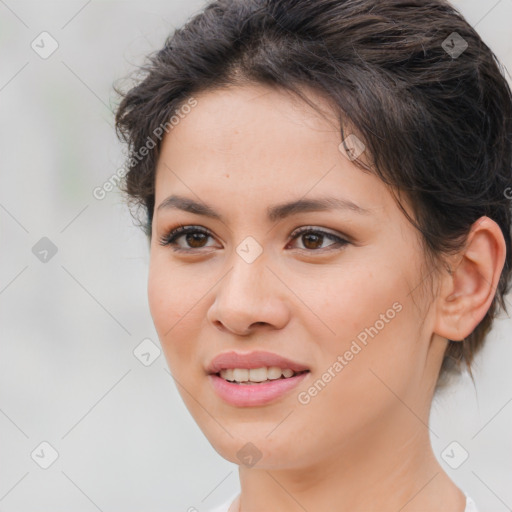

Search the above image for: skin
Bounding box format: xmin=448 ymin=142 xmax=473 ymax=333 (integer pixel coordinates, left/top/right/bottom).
xmin=147 ymin=83 xmax=506 ymax=512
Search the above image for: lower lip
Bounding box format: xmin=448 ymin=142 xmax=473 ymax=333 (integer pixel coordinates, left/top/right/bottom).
xmin=208 ymin=372 xmax=309 ymax=407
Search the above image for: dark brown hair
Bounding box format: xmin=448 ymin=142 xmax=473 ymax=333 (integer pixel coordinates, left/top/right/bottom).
xmin=114 ymin=0 xmax=512 ymax=389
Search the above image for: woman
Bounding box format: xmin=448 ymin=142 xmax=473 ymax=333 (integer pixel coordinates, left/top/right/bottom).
xmin=114 ymin=0 xmax=512 ymax=510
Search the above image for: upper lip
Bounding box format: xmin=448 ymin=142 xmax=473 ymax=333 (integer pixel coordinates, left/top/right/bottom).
xmin=206 ymin=350 xmax=310 ymax=374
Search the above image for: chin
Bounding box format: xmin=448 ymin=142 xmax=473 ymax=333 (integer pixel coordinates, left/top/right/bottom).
xmin=199 ymin=422 xmax=308 ymax=470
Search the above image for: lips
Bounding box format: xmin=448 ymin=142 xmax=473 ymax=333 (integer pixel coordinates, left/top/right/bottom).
xmin=206 ymin=350 xmax=311 ymax=406
xmin=206 ymin=350 xmax=310 ymax=375
xmin=208 ymin=371 xmax=309 ymax=407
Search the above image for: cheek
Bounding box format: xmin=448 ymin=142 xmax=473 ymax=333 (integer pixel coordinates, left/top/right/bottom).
xmin=293 ymin=305 xmax=420 ymax=454
xmin=147 ymin=252 xmax=197 ymax=329
xmin=314 ymin=257 xmax=423 ymax=392
xmin=312 ymin=261 xmax=402 ymax=338
xmin=147 ymin=257 xmax=197 ymax=367
xmin=147 ymin=260 xmax=174 ymax=335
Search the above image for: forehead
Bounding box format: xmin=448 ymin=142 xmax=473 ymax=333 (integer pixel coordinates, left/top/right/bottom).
xmin=153 ymin=84 xmax=397 ymax=222
xmin=162 ymin=84 xmax=340 ymax=156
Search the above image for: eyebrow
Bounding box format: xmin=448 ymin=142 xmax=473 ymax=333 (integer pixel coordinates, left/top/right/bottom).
xmin=156 ymin=194 xmax=372 ymax=223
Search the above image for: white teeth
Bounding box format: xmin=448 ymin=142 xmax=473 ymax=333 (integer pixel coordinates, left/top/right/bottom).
xmin=249 ymin=368 xmax=267 ymax=382
xmin=219 ymin=367 xmax=302 ymax=383
xmin=267 ymin=366 xmax=283 ymax=380
xmin=232 ymin=368 xmax=249 ymax=382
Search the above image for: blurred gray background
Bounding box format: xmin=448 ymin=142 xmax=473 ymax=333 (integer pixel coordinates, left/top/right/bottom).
xmin=0 ymin=1 xmax=511 ymax=511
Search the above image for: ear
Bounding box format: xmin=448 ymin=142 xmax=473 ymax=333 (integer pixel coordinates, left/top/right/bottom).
xmin=434 ymin=216 xmax=506 ymax=341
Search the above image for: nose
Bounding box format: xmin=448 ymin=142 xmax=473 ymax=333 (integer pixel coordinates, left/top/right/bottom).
xmin=206 ymin=251 xmax=291 ymax=336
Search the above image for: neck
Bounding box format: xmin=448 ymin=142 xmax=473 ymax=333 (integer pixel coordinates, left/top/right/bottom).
xmin=235 ymin=409 xmax=466 ymax=512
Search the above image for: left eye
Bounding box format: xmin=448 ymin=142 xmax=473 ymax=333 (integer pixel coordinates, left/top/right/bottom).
xmin=158 ymin=225 xmax=349 ymax=252
xmin=288 ymin=227 xmax=349 ymax=251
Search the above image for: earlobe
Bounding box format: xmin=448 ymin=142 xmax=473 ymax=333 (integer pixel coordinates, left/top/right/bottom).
xmin=434 ymin=216 xmax=506 ymax=342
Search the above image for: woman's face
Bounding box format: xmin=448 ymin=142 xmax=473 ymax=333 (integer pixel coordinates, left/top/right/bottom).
xmin=148 ymin=84 xmax=446 ymax=469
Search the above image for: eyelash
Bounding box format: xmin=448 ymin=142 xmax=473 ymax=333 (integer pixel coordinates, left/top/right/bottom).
xmin=158 ymin=225 xmax=350 ymax=253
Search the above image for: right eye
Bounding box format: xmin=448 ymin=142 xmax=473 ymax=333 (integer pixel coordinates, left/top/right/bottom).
xmin=158 ymin=225 xmax=218 ymax=252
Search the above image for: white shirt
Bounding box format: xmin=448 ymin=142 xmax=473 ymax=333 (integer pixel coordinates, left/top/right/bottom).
xmin=206 ymin=493 xmax=479 ymax=511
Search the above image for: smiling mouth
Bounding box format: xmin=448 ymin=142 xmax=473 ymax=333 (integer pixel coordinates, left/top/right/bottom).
xmin=216 ymin=367 xmax=310 ymax=385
